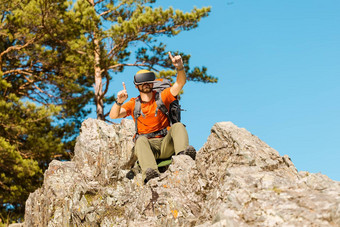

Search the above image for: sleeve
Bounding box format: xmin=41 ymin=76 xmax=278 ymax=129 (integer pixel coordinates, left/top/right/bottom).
xmin=161 ymin=87 xmax=176 ymax=107
xmin=122 ymin=98 xmax=135 ymax=117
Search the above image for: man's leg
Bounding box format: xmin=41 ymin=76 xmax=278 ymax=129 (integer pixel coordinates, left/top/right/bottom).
xmin=134 ymin=136 xmax=159 ymax=181
xmin=160 ymin=122 xmax=189 ymax=159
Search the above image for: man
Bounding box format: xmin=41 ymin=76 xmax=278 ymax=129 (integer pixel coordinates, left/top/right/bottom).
xmin=110 ymin=52 xmax=196 ymax=183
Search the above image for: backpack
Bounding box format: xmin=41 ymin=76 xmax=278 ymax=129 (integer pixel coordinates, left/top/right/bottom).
xmin=133 ymin=78 xmax=182 ymax=141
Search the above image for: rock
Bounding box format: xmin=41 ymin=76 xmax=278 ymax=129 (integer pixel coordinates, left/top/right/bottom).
xmin=24 ymin=119 xmax=340 ymax=226
xmin=9 ymin=224 xmax=24 ymax=227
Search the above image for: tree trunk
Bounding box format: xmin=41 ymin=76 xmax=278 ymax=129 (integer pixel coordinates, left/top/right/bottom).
xmin=93 ymin=31 xmax=104 ymax=120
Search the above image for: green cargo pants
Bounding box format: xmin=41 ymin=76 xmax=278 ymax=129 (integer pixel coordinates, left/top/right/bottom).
xmin=135 ymin=122 xmax=189 ymax=180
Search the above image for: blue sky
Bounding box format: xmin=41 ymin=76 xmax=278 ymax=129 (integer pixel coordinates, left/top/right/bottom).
xmin=105 ymin=0 xmax=340 ymax=181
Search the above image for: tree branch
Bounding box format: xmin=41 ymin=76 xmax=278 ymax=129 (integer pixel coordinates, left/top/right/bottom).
xmin=99 ymin=1 xmax=125 ymax=17
xmin=95 ymin=0 xmax=105 ymax=4
xmin=99 ymin=9 xmax=114 ymax=17
xmin=106 ymin=62 xmax=148 ymax=71
xmin=100 ymin=74 xmax=110 ymax=100
xmin=0 ymin=37 xmax=37 ymax=59
xmin=3 ymin=69 xmax=56 ymax=100
xmin=104 ymin=115 xmax=116 ymax=124
xmin=76 ymin=50 xmax=87 ymax=55
xmin=23 ymin=95 xmax=47 ymax=106
xmin=3 ymin=69 xmax=33 ymax=76
xmin=108 ymin=23 xmax=182 ymax=60
xmin=87 ymin=0 xmax=94 ymax=6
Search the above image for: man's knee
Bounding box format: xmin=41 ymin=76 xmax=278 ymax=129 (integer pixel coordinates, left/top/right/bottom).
xmin=170 ymin=122 xmax=187 ymax=136
xmin=171 ymin=122 xmax=186 ymax=131
xmin=169 ymin=122 xmax=188 ymax=140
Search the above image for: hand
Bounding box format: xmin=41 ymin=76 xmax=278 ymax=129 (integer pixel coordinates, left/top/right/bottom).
xmin=116 ymin=82 xmax=128 ymax=103
xmin=168 ymin=52 xmax=184 ymax=70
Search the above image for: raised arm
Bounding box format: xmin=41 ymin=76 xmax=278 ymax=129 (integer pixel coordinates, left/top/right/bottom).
xmin=110 ymin=82 xmax=128 ymax=119
xmin=169 ymin=52 xmax=186 ymax=97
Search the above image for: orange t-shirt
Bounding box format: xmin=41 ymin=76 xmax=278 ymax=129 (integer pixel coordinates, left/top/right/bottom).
xmin=122 ymin=88 xmax=176 ymax=135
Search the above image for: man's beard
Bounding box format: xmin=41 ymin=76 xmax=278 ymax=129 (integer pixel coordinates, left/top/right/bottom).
xmin=137 ymin=84 xmax=153 ymax=93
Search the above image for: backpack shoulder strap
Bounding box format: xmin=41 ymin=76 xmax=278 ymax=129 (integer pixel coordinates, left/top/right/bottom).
xmin=133 ymin=96 xmax=145 ymax=134
xmin=155 ymin=92 xmax=171 ymax=123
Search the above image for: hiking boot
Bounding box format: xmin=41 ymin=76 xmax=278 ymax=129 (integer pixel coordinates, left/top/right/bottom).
xmin=177 ymin=145 xmax=196 ymax=160
xmin=144 ymin=168 xmax=160 ymax=184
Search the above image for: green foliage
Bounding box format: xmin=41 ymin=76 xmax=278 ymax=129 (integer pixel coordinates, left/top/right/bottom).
xmin=0 ymin=0 xmax=92 ymax=223
xmin=0 ymin=0 xmax=217 ymax=223
xmin=0 ymin=92 xmax=67 ymax=222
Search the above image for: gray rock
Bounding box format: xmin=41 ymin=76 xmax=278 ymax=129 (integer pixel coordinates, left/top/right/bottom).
xmin=23 ymin=119 xmax=340 ymax=227
xmin=9 ymin=224 xmax=24 ymax=227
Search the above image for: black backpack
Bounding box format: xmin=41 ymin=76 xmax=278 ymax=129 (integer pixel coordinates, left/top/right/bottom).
xmin=133 ymin=78 xmax=182 ymax=140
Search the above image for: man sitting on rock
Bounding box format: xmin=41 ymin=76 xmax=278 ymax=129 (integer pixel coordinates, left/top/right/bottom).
xmin=110 ymin=52 xmax=196 ymax=183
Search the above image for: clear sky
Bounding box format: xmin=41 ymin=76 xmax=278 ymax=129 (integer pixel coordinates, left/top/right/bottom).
xmin=105 ymin=0 xmax=340 ymax=181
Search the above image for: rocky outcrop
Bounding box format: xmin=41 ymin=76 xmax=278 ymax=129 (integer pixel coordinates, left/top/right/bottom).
xmin=23 ymin=119 xmax=340 ymax=226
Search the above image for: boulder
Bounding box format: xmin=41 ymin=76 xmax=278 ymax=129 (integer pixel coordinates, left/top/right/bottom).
xmin=23 ymin=119 xmax=340 ymax=226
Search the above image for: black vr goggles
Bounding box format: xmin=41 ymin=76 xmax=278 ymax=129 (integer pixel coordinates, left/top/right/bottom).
xmin=134 ymin=71 xmax=156 ymax=85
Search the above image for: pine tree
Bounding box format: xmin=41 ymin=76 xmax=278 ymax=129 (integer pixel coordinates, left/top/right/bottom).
xmin=71 ymin=0 xmax=217 ymax=120
xmin=0 ymin=0 xmax=91 ymax=222
xmin=0 ymin=0 xmax=217 ymax=222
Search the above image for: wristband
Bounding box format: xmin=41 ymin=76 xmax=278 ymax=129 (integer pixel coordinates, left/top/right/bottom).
xmin=176 ymin=66 xmax=184 ymax=71
xmin=116 ymin=101 xmax=123 ymax=106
